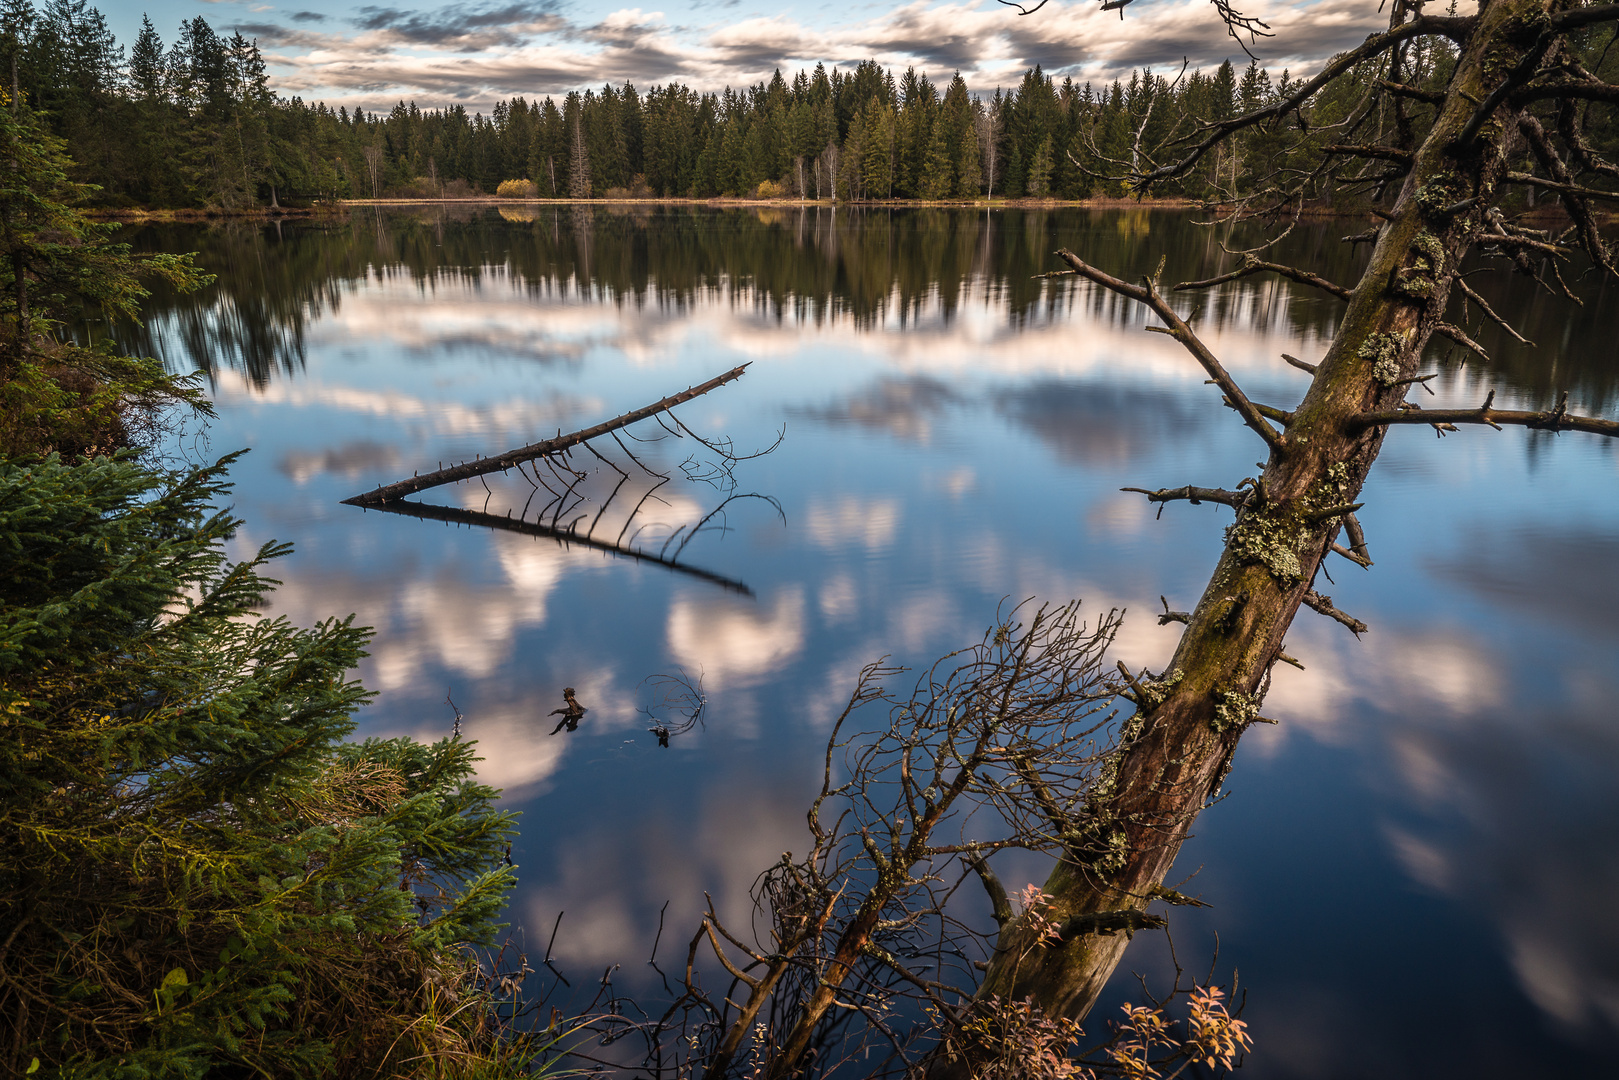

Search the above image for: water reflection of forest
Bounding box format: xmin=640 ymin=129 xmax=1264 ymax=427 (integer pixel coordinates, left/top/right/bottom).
xmin=119 ymin=206 xmax=1618 ymax=409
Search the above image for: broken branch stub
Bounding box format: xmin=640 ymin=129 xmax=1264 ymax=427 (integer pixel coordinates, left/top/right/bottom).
xmin=342 ymin=364 xmax=752 ymax=507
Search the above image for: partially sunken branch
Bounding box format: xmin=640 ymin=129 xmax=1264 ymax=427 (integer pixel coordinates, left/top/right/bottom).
xmin=343 ymin=365 xmax=751 ymax=507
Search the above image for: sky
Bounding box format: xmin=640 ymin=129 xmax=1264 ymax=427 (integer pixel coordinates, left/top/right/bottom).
xmin=108 ymin=0 xmax=1394 ymax=117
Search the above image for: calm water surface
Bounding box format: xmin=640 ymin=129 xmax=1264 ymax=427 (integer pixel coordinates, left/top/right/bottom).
xmin=125 ymin=206 xmax=1619 ymax=1079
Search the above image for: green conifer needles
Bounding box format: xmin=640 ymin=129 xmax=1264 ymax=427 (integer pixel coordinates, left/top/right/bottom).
xmin=0 ymin=454 xmax=519 ymax=1077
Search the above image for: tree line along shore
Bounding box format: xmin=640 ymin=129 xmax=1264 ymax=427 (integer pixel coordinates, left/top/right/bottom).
xmin=13 ymin=2 xmax=1598 ymax=215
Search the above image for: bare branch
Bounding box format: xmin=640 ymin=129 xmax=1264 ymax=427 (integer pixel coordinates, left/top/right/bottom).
xmin=1352 ymin=390 xmax=1619 ymax=438
xmin=1135 ymin=15 xmax=1475 ymax=188
xmin=1453 ymin=277 xmax=1533 ymax=346
xmin=1377 ymin=79 xmax=1444 ymax=104
xmin=1432 ymin=321 xmax=1491 ymax=363
xmin=965 ymin=858 xmax=1013 ymax=929
xmin=1512 ymin=78 xmax=1619 ymax=104
xmin=1054 ymin=248 xmax=1284 ymax=450
xmin=1504 ymin=171 xmax=1619 ymax=203
xmin=1550 ymin=3 xmax=1619 ymax=32
xmin=1301 ymin=590 xmax=1368 ymax=637
xmin=1322 ymin=143 xmax=1415 ymax=165
xmin=1121 ymin=485 xmax=1248 ymax=509
xmin=1174 ymin=256 xmax=1351 ymax=302
xmin=1518 ymin=111 xmax=1617 ymax=276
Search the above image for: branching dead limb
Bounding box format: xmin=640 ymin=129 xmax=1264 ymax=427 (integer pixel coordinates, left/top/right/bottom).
xmin=1453 ymin=277 xmax=1533 ymax=346
xmin=1504 ymin=170 xmax=1619 ymax=201
xmin=680 ymin=602 xmax=1126 ymax=1080
xmin=1133 ymin=14 xmax=1475 ymax=189
xmin=1431 ymin=322 xmax=1491 ymax=363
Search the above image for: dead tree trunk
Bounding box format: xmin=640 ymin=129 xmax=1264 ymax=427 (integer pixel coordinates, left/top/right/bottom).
xmin=954 ymin=0 xmax=1619 ymax=1046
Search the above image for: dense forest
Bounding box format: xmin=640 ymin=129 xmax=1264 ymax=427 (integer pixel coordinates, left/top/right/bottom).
xmin=6 ymin=1 xmax=1614 ymax=210
xmin=1 ymin=0 xmax=1330 ymax=208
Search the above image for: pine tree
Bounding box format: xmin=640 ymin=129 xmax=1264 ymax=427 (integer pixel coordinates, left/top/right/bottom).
xmin=0 ymin=104 xmax=519 ymax=1078
xmin=128 ymin=14 xmax=164 ymax=101
xmin=919 ymin=115 xmax=954 ymax=200
xmin=859 ymin=97 xmax=894 ymax=198
xmin=0 ymin=102 xmax=209 ymax=456
xmin=0 ymin=451 xmax=518 ymax=1076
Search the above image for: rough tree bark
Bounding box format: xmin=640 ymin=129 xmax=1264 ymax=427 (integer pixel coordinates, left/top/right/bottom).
xmin=948 ymin=0 xmax=1619 ymax=1051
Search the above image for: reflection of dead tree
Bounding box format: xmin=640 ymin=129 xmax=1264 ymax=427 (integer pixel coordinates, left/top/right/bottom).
xmin=639 ymin=670 xmax=706 ymax=747
xmin=348 ymin=496 xmax=759 ymax=596
xmin=342 ymin=363 xmax=784 ymax=595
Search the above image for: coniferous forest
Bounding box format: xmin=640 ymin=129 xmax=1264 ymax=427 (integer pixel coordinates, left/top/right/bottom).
xmin=0 ymin=0 xmax=1425 ymax=208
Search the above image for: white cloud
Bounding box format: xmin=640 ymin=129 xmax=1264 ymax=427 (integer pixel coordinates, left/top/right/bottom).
xmin=222 ymin=0 xmax=1419 ymax=115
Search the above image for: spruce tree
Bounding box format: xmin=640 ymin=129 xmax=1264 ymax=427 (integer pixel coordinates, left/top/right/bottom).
xmin=0 ymin=453 xmax=518 ymax=1077
xmin=0 ymin=94 xmax=519 ymax=1079
xmin=0 ymin=99 xmax=208 ymax=457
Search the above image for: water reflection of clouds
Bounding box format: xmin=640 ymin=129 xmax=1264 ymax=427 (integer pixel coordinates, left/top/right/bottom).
xmin=803 ymin=496 xmax=901 ymax=551
xmin=1381 ymin=687 xmax=1619 ymax=1034
xmin=1429 ymin=526 xmax=1619 ymax=640
xmin=1257 ymin=622 xmax=1506 ymax=752
xmin=212 ymin=368 xmax=599 ymax=444
xmin=791 ymin=376 xmax=959 ymax=443
xmin=270 ymin=270 xmax=1336 ymax=394
xmin=666 ymin=588 xmax=806 ymax=691
xmin=440 ymin=669 xmax=644 ymax=797
xmin=181 ymin=213 xmax=1619 ymax=1069
xmin=994 ymin=382 xmax=1212 ymax=466
xmin=277 ymin=439 xmax=401 ymax=484
xmin=315 ymin=289 xmax=631 ymax=364
xmin=527 ymin=772 xmax=812 ymax=970
xmin=1251 ymin=612 xmax=1619 ymax=1035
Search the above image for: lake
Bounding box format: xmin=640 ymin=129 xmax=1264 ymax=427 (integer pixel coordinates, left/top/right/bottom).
xmin=122 ymin=205 xmax=1619 ymax=1079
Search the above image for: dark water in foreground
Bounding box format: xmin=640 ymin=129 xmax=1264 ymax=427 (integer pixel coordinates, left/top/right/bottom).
xmin=123 ymin=206 xmax=1619 ymax=1078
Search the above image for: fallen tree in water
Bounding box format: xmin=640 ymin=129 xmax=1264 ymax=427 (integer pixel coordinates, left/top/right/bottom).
xmin=341 ymin=364 xmax=755 ymax=507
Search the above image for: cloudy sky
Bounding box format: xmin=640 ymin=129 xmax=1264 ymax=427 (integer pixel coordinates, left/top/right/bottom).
xmin=111 ymin=0 xmax=1394 ymax=114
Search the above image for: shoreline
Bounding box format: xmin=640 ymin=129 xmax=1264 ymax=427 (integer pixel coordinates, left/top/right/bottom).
xmin=92 ymin=195 xmax=1213 ymax=221
xmin=92 ymin=197 xmax=1589 ymax=226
